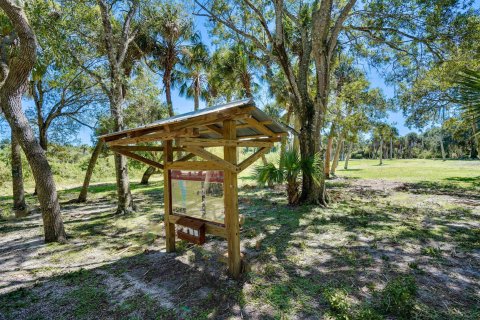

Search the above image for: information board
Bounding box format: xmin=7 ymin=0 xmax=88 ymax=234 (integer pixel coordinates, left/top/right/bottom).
xmin=171 ymin=170 xmax=224 ymax=224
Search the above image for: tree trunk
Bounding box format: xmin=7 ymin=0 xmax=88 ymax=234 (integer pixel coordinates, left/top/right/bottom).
xmin=344 ymin=141 xmax=353 ymax=170
xmin=390 ymin=137 xmax=393 ymax=159
xmin=110 ymin=90 xmax=134 ymax=214
xmin=379 ymin=138 xmax=383 ymax=165
xmin=280 ymin=105 xmax=293 ymax=164
xmin=39 ymin=125 xmax=48 ymax=151
xmin=324 ymin=124 xmax=335 ymax=179
xmin=330 ymin=139 xmax=343 ymax=176
xmin=439 ymin=132 xmax=446 ymax=161
xmin=297 ymin=105 xmax=327 ymax=206
xmin=140 ymin=165 xmax=157 ymax=185
xmin=0 ymin=0 xmax=66 ymax=242
xmin=194 ymin=77 xmax=200 ymax=111
xmin=471 ymin=120 xmax=480 ymax=159
xmin=77 ymin=140 xmax=104 ymax=202
xmin=164 ymin=75 xmax=174 ymax=117
xmin=11 ymin=128 xmax=28 ymax=217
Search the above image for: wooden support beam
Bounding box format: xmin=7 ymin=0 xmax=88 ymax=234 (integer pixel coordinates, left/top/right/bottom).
xmin=166 ymin=161 xmax=226 ymax=171
xmin=184 ymin=146 xmax=237 ymax=172
xmin=205 ymin=124 xmax=223 ymax=135
xmin=236 ymin=141 xmax=274 ymax=148
xmin=111 ymin=145 xmax=164 ymax=152
xmin=177 ymin=138 xmax=237 ymax=147
xmin=237 ymin=147 xmax=270 ymax=172
xmin=223 ymin=119 xmax=241 ymax=278
xmin=163 ymin=140 xmax=175 ymax=252
xmin=236 ymin=120 xmax=273 ymax=129
xmin=244 ymin=118 xmax=276 ymax=137
xmin=109 ymin=128 xmax=199 ymax=146
xmin=111 ymin=148 xmax=164 ymax=170
xmin=168 ymin=215 xmax=226 ymax=238
xmin=176 ymin=152 xmax=195 ymax=162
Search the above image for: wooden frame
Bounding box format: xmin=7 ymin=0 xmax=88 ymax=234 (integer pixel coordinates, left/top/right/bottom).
xmin=99 ymin=99 xmax=287 ymax=279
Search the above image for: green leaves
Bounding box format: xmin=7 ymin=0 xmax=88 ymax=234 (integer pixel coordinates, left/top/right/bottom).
xmin=454 ymin=68 xmax=480 ymax=119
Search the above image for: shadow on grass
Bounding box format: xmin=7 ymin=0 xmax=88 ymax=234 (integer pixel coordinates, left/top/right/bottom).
xmin=443 ymin=176 xmax=480 ymax=188
xmin=396 ymin=181 xmax=480 ymax=199
xmin=0 ymin=250 xmax=244 ymax=320
xmin=1 ymin=181 xmax=479 ymax=319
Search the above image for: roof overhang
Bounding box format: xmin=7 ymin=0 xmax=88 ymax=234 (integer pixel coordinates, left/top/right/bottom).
xmin=99 ymin=98 xmax=288 ymax=145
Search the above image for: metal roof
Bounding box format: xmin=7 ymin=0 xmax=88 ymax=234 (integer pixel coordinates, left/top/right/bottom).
xmin=99 ymin=98 xmax=288 ymax=141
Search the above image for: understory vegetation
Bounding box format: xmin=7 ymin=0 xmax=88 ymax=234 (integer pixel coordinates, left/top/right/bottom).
xmin=1 ymin=159 xmax=478 ymax=319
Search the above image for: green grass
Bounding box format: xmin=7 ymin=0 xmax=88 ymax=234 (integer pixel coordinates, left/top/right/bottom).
xmin=337 ymin=159 xmax=479 ymax=189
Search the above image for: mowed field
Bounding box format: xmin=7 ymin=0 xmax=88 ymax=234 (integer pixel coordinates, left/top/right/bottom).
xmin=0 ymin=159 xmax=479 ymax=319
xmin=337 ymin=159 xmax=479 ymax=187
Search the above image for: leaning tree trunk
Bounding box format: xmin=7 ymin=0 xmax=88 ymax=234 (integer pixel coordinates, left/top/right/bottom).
xmin=344 ymin=141 xmax=353 ymax=170
xmin=379 ymin=138 xmax=383 ymax=165
xmin=140 ymin=166 xmax=157 ymax=185
xmin=11 ymin=128 xmax=28 ymax=217
xmin=0 ymin=0 xmax=66 ymax=242
xmin=330 ymin=139 xmax=343 ymax=176
xmin=77 ymin=140 xmax=104 ymax=202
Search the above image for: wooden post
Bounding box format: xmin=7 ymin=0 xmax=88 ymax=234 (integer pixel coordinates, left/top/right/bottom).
xmin=163 ymin=140 xmax=176 ymax=252
xmin=223 ymin=119 xmax=241 ymax=278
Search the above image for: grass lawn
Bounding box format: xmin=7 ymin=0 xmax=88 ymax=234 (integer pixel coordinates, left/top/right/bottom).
xmin=0 ymin=159 xmax=479 ymax=319
xmin=337 ymin=159 xmax=479 ymax=188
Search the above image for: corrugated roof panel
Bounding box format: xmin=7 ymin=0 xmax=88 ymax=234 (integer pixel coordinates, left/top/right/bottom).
xmin=99 ymin=98 xmax=288 ymax=141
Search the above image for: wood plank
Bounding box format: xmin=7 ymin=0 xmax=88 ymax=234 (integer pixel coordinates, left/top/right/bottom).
xmin=244 ymin=118 xmax=276 ymax=137
xmin=237 ymin=147 xmax=270 ymax=172
xmin=108 ymin=128 xmax=199 ymax=146
xmin=166 ymin=161 xmax=226 ymax=171
xmin=163 ymin=140 xmax=175 ymax=252
xmin=176 ymin=152 xmax=195 ymax=162
xmin=205 ymin=124 xmax=224 ymax=135
xmin=184 ymin=146 xmax=237 ymax=172
xmin=236 ymin=141 xmax=274 ymax=148
xmin=111 ymin=145 xmax=164 ymax=152
xmin=111 ymin=148 xmax=164 ymax=170
xmin=223 ymin=119 xmax=241 ymax=278
xmin=168 ymin=215 xmax=227 ymax=238
xmin=177 ymin=138 xmax=237 ymax=147
xmin=236 ymin=120 xmax=273 ymax=129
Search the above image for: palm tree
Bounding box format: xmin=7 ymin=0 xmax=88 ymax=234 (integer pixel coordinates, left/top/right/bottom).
xmin=147 ymin=3 xmax=197 ymax=116
xmin=256 ymin=149 xmax=323 ymax=205
xmin=210 ymin=44 xmax=259 ymax=101
xmin=178 ymin=42 xmax=210 ymax=111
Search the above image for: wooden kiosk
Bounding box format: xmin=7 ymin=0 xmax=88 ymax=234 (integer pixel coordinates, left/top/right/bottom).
xmin=99 ymin=99 xmax=287 ymax=277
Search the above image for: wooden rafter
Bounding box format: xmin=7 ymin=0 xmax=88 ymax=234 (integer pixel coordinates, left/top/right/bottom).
xmin=108 ymin=128 xmax=199 ymax=146
xmin=167 ymin=161 xmax=226 ymax=170
xmin=110 ymin=145 xmax=164 ymax=152
xmin=178 ymin=138 xmax=237 ymax=147
xmin=184 ymin=146 xmax=237 ymax=172
xmin=111 ymin=148 xmax=164 ymax=169
xmin=243 ymin=118 xmax=276 ymax=137
xmin=237 ymin=147 xmax=270 ymax=172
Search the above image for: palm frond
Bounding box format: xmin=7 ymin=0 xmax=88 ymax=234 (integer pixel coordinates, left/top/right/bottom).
xmin=455 ymin=68 xmax=480 ymax=119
